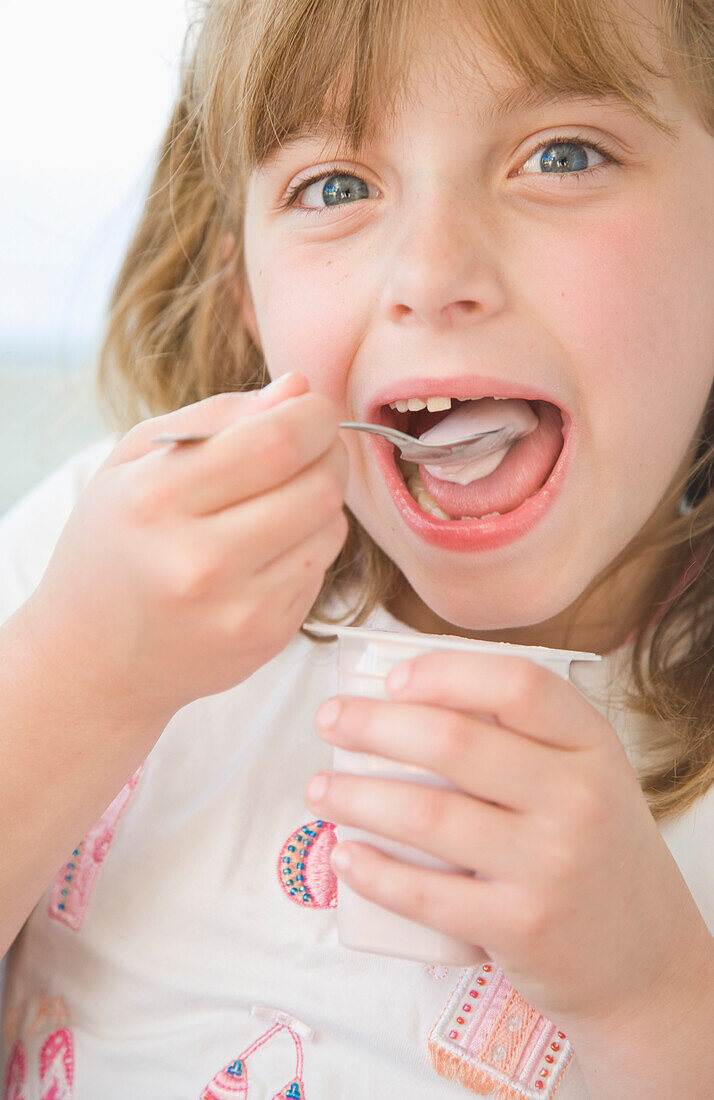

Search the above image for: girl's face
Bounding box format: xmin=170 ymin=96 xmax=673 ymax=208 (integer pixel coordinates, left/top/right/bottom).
xmin=241 ymin=22 xmax=714 ymax=650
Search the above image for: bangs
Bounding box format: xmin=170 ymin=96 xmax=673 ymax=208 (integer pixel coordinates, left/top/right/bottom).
xmin=462 ymin=0 xmax=678 ymax=133
xmin=195 ymin=0 xmax=681 ymax=189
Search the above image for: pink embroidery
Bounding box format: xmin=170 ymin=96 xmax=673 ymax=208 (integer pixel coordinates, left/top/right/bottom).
xmin=39 ymin=1029 xmax=74 ymax=1100
xmin=49 ymin=767 xmax=143 ymax=929
xmin=201 ymin=1024 xmax=306 ymax=1099
xmin=276 ymin=820 xmax=337 ymax=909
xmin=424 ymin=964 xmax=451 ymax=981
xmin=201 ymin=1057 xmax=249 ymax=1099
xmin=429 ymin=964 xmax=572 ymax=1098
xmin=271 ymin=1025 xmax=305 ymax=1099
xmin=3 ymin=1041 xmax=26 ymax=1100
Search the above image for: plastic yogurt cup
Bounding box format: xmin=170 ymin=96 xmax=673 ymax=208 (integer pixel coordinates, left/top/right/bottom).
xmin=309 ymin=622 xmax=601 ymax=966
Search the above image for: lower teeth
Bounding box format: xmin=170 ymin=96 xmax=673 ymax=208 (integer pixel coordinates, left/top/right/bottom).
xmin=416 ymin=490 xmax=450 ymax=520
xmin=401 ymin=459 xmax=503 ymax=522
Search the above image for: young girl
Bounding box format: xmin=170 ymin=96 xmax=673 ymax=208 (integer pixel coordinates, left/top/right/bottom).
xmin=1 ymin=0 xmax=713 ymax=1096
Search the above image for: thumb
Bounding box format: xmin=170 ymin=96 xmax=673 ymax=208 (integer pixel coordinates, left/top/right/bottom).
xmin=105 ymin=373 xmax=310 ymax=467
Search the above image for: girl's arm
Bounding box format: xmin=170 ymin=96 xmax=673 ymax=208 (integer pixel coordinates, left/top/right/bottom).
xmin=0 ymin=602 xmax=164 ymax=957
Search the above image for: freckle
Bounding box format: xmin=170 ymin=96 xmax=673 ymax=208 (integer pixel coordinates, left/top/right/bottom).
xmin=326 ymin=260 xmax=333 ymax=267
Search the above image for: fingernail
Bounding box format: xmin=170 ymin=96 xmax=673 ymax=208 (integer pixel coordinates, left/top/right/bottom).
xmin=306 ymin=773 xmax=330 ymax=805
xmin=269 ymin=372 xmax=304 ymax=390
xmin=315 ymin=698 xmax=341 ymax=731
xmin=387 ymin=662 xmax=411 ymax=693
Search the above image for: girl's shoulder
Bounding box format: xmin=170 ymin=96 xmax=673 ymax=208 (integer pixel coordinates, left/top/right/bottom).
xmin=0 ymin=436 xmax=117 ymax=622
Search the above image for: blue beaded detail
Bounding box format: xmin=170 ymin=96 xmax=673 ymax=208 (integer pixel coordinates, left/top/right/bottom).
xmin=277 ymin=819 xmax=335 ymax=909
xmin=56 ymin=842 xmax=84 ymax=906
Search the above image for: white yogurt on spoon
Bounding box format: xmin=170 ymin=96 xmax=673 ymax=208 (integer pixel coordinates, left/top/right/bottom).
xmin=419 ymin=398 xmax=539 ymax=485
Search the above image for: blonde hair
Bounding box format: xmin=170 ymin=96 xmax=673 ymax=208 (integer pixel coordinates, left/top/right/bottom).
xmin=97 ymin=0 xmax=714 ymax=822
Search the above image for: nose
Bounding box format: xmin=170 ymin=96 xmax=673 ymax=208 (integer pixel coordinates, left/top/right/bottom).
xmin=381 ymin=199 xmax=507 ymax=330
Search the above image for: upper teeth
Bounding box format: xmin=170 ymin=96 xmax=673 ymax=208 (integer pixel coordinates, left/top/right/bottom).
xmin=388 ymin=395 xmax=507 ymax=412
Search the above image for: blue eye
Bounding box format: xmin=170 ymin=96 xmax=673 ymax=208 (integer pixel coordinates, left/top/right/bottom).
xmin=520 ymin=137 xmax=612 ymax=177
xmin=283 ymin=134 xmax=616 ymax=214
xmin=300 ymin=173 xmax=370 ymax=208
xmin=321 ymin=174 xmax=370 ymax=205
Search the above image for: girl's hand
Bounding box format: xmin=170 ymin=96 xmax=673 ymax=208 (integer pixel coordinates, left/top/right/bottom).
xmin=306 ymin=650 xmax=711 ymax=1033
xmin=24 ymin=372 xmax=348 ymax=727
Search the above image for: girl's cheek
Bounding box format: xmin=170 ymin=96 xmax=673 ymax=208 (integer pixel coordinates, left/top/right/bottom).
xmin=249 ymin=243 xmax=380 ymax=399
xmin=531 ymin=195 xmax=709 ymax=481
xmin=530 ymin=198 xmax=692 ymax=398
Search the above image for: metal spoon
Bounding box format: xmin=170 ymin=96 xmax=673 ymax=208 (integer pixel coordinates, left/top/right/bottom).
xmin=152 ymin=421 xmax=530 ymax=466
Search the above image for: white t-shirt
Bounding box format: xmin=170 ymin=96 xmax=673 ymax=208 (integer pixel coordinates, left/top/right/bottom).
xmin=1 ymin=441 xmax=712 ymax=1100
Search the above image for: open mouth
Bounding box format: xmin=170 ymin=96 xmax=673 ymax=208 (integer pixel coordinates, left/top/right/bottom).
xmin=375 ymin=394 xmax=566 ymax=523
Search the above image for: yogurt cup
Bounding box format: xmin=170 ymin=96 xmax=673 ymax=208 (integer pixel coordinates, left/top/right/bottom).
xmin=309 ymin=622 xmax=601 ymax=966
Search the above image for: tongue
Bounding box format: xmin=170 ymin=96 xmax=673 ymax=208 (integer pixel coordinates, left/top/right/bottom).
xmin=418 ymin=400 xmax=564 ymax=519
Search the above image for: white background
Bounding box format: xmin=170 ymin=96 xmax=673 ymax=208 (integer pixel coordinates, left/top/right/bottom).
xmin=1 ymin=0 xmax=192 ymax=509
xmin=2 ymin=0 xmax=192 ymax=362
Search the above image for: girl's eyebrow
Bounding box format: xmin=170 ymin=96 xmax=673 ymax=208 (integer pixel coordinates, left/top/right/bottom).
xmin=261 ymin=123 xmax=350 ymax=165
xmin=262 ymin=81 xmax=671 ymax=167
xmin=477 ymin=84 xmax=639 ymax=124
xmin=479 ymin=82 xmax=677 ymax=138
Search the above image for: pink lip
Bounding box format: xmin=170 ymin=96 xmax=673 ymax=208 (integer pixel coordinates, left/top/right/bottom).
xmin=361 ymin=375 xmax=574 ymax=552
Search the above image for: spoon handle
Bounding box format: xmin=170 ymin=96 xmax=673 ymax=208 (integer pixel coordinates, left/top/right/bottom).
xmin=152 ymin=422 xmax=523 ymax=465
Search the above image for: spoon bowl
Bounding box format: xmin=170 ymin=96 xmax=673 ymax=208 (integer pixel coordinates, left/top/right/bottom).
xmin=337 ymin=421 xmax=528 ymax=465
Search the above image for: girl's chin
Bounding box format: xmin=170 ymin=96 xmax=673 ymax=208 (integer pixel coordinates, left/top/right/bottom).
xmin=386 ymin=572 xmax=569 ymax=636
xmin=350 ymin=496 xmax=590 ymax=634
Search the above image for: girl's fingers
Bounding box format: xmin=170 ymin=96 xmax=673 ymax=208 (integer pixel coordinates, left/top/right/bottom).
xmin=315 ymin=696 xmax=558 ymax=813
xmin=321 ymin=837 xmax=510 ymax=954
xmin=305 ymin=771 xmax=521 ymax=881
xmin=387 ymin=650 xmax=606 ymax=751
xmin=201 ymin=440 xmax=347 ymax=571
xmin=158 ymin=391 xmax=343 ymax=515
xmin=105 ymin=373 xmax=310 ymax=468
